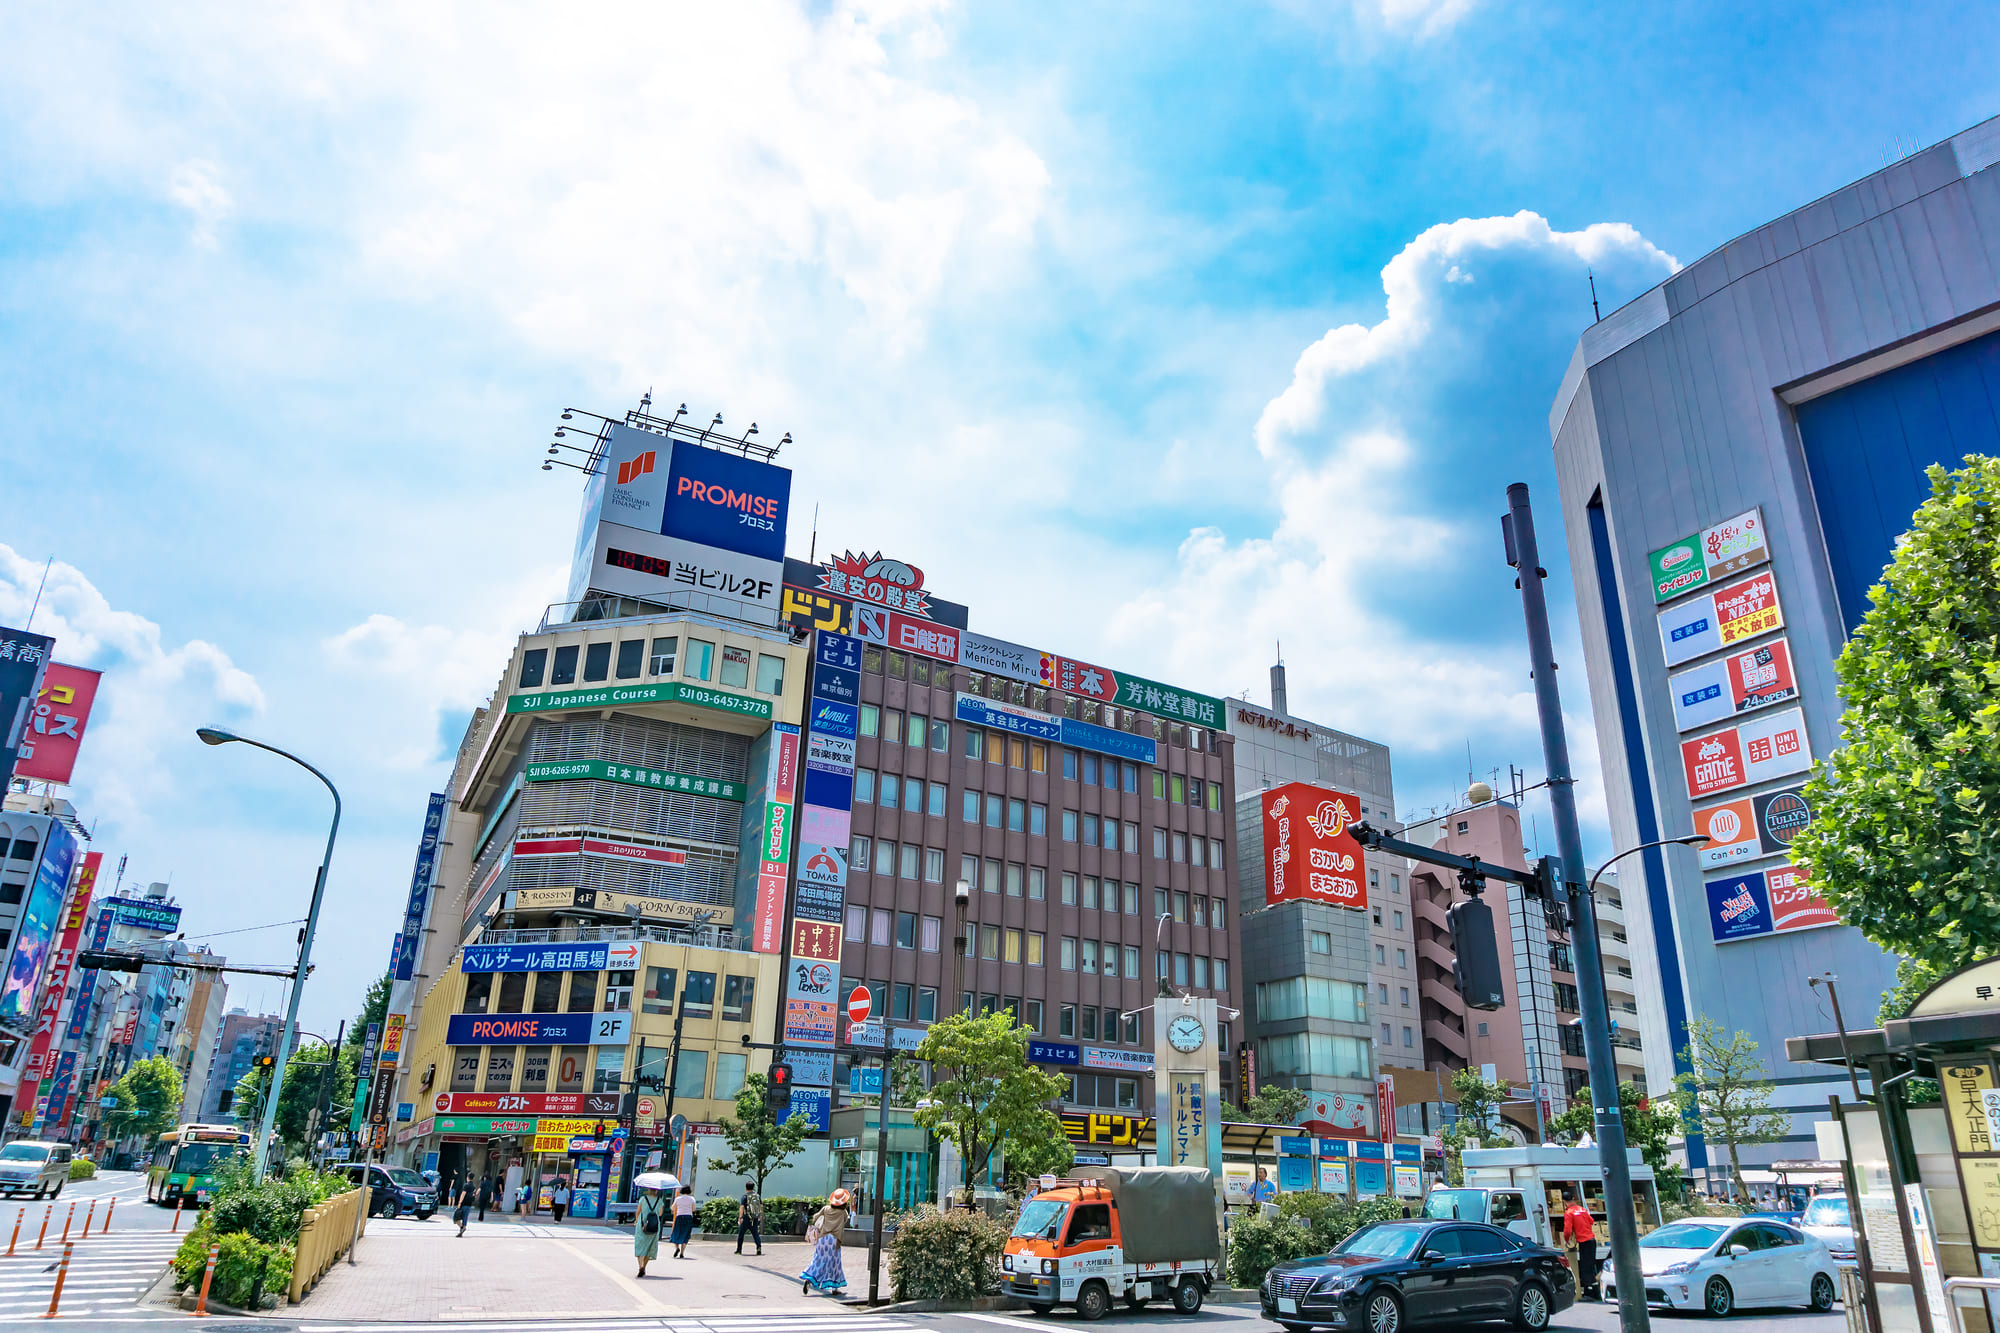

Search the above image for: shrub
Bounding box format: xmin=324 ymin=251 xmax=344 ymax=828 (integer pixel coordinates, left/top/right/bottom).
xmin=696 ymin=1193 xmax=828 ymax=1233
xmin=171 ymin=1220 xmax=294 ymax=1309
xmin=1224 ymin=1213 xmax=1320 ymax=1289
xmin=68 ymin=1158 xmax=97 ymax=1181
xmin=203 ymin=1158 xmax=348 ymax=1245
xmin=1276 ymin=1193 xmax=1408 ymax=1253
xmin=697 ymin=1198 xmax=739 ymax=1234
xmin=888 ymin=1205 xmax=1010 ymax=1302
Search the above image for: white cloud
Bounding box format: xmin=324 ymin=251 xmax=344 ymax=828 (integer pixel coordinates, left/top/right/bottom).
xmin=167 ymin=159 xmax=231 ymax=248
xmin=0 ymin=545 xmax=264 ymax=831
xmin=1372 ymin=0 xmax=1480 ymax=38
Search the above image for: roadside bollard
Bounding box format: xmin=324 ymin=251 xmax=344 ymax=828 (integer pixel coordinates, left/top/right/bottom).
xmin=8 ymin=1208 xmax=20 ymax=1256
xmin=195 ymin=1242 xmax=220 ymax=1315
xmin=172 ymin=1195 xmax=186 ymax=1233
xmin=44 ymin=1242 xmax=73 ymax=1318
xmin=102 ymin=1197 xmax=115 ymax=1234
xmin=81 ymin=1200 xmax=95 ymax=1238
xmin=59 ymin=1200 xmax=75 ymax=1244
xmin=35 ymin=1204 xmax=50 ymax=1249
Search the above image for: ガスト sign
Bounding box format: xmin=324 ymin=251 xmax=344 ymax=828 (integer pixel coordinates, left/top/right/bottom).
xmin=1262 ymin=781 xmax=1366 ymax=910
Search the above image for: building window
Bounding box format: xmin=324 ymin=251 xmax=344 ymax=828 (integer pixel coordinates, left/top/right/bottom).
xmin=642 ymin=967 xmax=676 ymax=1016
xmin=1174 ymin=953 xmax=1190 ymax=986
xmin=1393 ymin=910 xmax=1404 ymax=931
xmin=1079 ymin=1007 xmax=1098 ymax=1040
xmin=931 ymin=719 xmax=950 ymax=751
xmin=1082 ymin=814 xmax=1098 ymax=847
xmin=928 ymin=784 xmax=946 ymax=817
xmin=1023 ymin=999 xmax=1043 ymax=1031
xmin=1062 ymin=810 xmax=1078 ymax=842
xmin=1155 ymin=888 xmax=1168 ymax=918
xmin=685 ymin=639 xmax=714 ymax=681
xmin=881 ymin=774 xmax=902 ymax=809
xmin=921 ymin=916 xmax=941 ymax=952
xmin=907 ymin=713 xmax=926 ymax=747
xmin=1391 ymin=873 xmax=1401 ymax=894
xmin=551 ymin=644 xmax=578 ymax=685
xmin=1005 ymin=928 xmax=1023 ymax=964
xmin=903 ymin=779 xmax=923 ymax=813
xmin=604 ymin=971 xmax=634 ymax=1011
xmin=965 ymin=728 xmax=983 ymax=760
xmin=1081 ymin=877 xmax=1099 ymax=911
xmin=918 ymin=988 xmax=938 ymax=1022
xmin=982 ymin=925 xmax=1000 ymax=960
xmin=1456 ymin=820 xmax=1469 ymax=834
xmin=1080 ymin=940 xmax=1098 ymax=973
xmin=1402 ymin=1026 xmax=1414 ymax=1048
xmin=1477 ymin=1021 xmax=1489 ymax=1036
xmin=1190 ymin=837 xmax=1205 ymax=868
xmin=925 ymin=848 xmax=944 ymax=882
xmin=1400 ymin=986 xmax=1410 ymax=1007
xmin=988 ymin=795 xmax=1004 ymax=828
xmin=1007 ymin=863 xmax=1024 ymax=896
xmin=1063 ymin=749 xmax=1078 ymax=780
xmin=461 ymin=974 xmax=493 ymax=1014
xmin=885 ymin=650 xmax=905 ymax=678
xmin=1153 ymin=828 xmax=1168 ymax=858
xmin=1191 ymin=895 xmax=1207 ymax=928
xmin=1554 ymin=982 xmax=1581 ymax=1012
xmin=582 ymin=641 xmax=612 ymax=682
xmin=1027 ymin=932 xmax=1045 ymax=966
xmin=1173 ymin=892 xmax=1188 ymax=923
xmin=672 ymin=1049 xmax=707 ymax=1100
xmin=648 ymin=637 xmax=677 ymax=676
xmin=900 ymin=843 xmax=920 ymax=879
xmin=850 ymin=836 xmax=872 ymax=872
xmin=1009 ymin=799 xmax=1026 ymax=832
xmin=519 ymin=647 xmax=546 ymax=688
xmin=713 ymin=1052 xmax=748 ymax=1101
xmin=1171 ymin=774 xmax=1185 ymax=804
xmin=682 ymin=971 xmax=716 ymax=1018
xmin=719 ymin=974 xmax=754 ymax=1022
xmin=1059 ymin=1005 xmax=1076 ymax=1037
xmin=1030 ymin=868 xmax=1046 ymax=900
xmin=860 ymin=704 xmax=879 ymax=737
xmin=962 ymin=790 xmax=978 ymax=822
xmin=1061 ymin=937 xmax=1077 ymax=970
xmin=1396 ymin=948 xmax=1407 ymax=969
xmin=871 ymin=909 xmax=892 ymax=947
xmin=855 ymin=769 xmax=876 ymax=805
xmin=1027 ymin=803 xmax=1046 ymax=836
xmin=756 ymin=653 xmax=785 ymax=695
xmin=985 ymin=857 xmax=1002 ymax=893
xmin=1214 ymin=958 xmax=1228 ymax=989
xmin=1192 ymin=956 xmax=1208 ymax=988
xmin=1380 ymin=1023 xmax=1392 ymax=1044
xmin=1374 ymin=943 xmax=1385 ymax=964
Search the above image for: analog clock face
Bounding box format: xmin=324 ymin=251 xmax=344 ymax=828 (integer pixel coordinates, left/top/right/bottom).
xmin=1168 ymin=1015 xmax=1206 ymax=1053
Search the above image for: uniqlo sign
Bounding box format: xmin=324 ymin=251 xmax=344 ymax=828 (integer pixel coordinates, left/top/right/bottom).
xmin=1262 ymin=781 xmax=1366 ymax=909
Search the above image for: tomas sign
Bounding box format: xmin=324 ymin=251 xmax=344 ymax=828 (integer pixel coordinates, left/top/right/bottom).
xmin=1262 ymin=781 xmax=1365 ymax=910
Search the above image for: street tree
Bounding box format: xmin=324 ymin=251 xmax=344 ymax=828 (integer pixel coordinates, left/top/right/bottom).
xmin=1220 ymin=1086 xmax=1311 ymax=1126
xmin=1552 ymin=1081 xmax=1686 ymax=1198
xmin=229 ymin=1040 xmax=355 ymax=1154
xmin=716 ymin=1072 xmax=812 ymax=1197
xmin=1675 ymin=1016 xmax=1789 ymax=1202
xmin=1792 ymin=455 xmax=2000 ymax=972
xmin=899 ymin=1010 xmax=1069 ymax=1207
xmin=102 ymin=1056 xmax=184 ymax=1145
xmin=1440 ymin=1067 xmax=1511 ymax=1184
xmin=344 ymin=972 xmax=394 ymax=1055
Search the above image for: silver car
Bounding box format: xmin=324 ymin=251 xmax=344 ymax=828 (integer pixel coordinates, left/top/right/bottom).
xmin=0 ymin=1141 xmax=74 ymax=1199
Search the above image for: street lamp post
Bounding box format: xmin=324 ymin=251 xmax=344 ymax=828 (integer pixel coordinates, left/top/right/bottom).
xmin=197 ymin=725 xmax=341 ymax=1183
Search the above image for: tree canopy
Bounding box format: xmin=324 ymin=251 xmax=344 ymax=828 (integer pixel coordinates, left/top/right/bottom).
xmin=1552 ymin=1080 xmax=1685 ymax=1197
xmin=1793 ymin=455 xmax=2000 ymax=971
xmin=230 ymin=1041 xmax=355 ymax=1153
xmin=1221 ymin=1086 xmax=1310 ymax=1126
xmin=1675 ymin=1017 xmax=1789 ymax=1202
xmin=715 ymin=1072 xmax=812 ymax=1195
xmin=899 ymin=1010 xmax=1068 ymax=1204
xmin=102 ymin=1056 xmax=184 ymax=1143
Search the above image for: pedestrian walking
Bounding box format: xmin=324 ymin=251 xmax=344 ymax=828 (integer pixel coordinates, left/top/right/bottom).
xmin=633 ymin=1184 xmax=669 ymax=1277
xmin=799 ymin=1189 xmax=851 ymax=1296
xmin=517 ymin=1179 xmax=532 ymax=1214
xmin=551 ymin=1178 xmax=571 ymax=1225
xmin=477 ymin=1174 xmax=493 ymax=1222
xmin=670 ymin=1185 xmax=699 ymax=1258
xmin=735 ymin=1182 xmax=763 ymax=1255
xmin=454 ymin=1183 xmax=474 ymax=1237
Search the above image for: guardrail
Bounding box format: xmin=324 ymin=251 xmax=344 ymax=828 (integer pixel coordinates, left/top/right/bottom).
xmin=290 ymin=1187 xmax=367 ymax=1304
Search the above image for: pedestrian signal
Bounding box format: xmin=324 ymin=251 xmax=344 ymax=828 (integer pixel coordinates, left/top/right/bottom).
xmin=765 ymin=1063 xmax=792 ymax=1116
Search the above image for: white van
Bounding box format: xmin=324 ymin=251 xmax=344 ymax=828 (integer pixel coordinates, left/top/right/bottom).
xmin=0 ymin=1141 xmax=74 ymax=1199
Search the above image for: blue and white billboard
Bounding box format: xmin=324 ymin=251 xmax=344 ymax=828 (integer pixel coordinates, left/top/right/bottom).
xmin=460 ymin=940 xmax=642 ymax=973
xmin=445 ymin=1012 xmax=632 ymax=1046
xmin=954 ymin=693 xmax=1160 ymax=765
xmin=395 ymin=792 xmax=448 ymax=981
xmin=0 ymin=820 xmax=76 ymax=1029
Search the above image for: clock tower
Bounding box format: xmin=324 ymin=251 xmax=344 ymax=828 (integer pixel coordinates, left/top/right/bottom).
xmin=1153 ymin=994 xmax=1225 ymax=1178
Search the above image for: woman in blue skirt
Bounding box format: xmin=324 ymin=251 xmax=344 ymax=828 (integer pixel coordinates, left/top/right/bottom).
xmin=800 ymin=1189 xmax=852 ymax=1295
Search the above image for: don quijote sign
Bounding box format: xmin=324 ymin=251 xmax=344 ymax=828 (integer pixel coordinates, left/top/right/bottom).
xmin=1262 ymin=781 xmax=1366 ymax=910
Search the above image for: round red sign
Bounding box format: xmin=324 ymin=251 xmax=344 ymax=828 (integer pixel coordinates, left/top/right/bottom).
xmin=847 ymin=985 xmax=872 ymax=1024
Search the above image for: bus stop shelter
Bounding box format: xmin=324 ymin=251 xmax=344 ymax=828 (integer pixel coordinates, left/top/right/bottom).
xmin=1787 ymin=957 xmax=2000 ymax=1333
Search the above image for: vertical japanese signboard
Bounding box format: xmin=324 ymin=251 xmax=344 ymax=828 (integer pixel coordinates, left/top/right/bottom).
xmin=0 ymin=627 xmax=55 ymax=785
xmin=748 ymin=723 xmax=801 ymax=953
xmin=783 ymin=631 xmax=861 ymax=1056
xmin=1261 ymin=781 xmax=1366 ymax=909
xmin=16 ymin=851 xmax=99 ymax=1119
xmin=14 ymin=663 xmax=101 ymax=785
xmin=395 ymin=793 xmax=448 ymax=981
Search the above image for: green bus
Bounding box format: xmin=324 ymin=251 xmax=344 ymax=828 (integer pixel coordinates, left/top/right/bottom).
xmin=146 ymin=1123 xmax=251 ymax=1207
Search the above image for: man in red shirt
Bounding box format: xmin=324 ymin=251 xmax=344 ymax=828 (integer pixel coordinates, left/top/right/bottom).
xmin=1562 ymin=1189 xmax=1600 ymax=1299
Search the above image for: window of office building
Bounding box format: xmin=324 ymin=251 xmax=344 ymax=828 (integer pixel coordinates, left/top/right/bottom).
xmin=583 ymin=641 xmax=612 ymax=683
xmin=685 ymin=639 xmax=714 ymax=681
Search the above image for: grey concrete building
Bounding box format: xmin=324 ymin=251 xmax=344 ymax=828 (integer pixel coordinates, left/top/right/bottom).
xmin=1549 ymin=113 xmax=2000 ymax=1174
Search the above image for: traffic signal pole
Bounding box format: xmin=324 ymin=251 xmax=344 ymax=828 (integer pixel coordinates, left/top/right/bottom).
xmin=1503 ymin=482 xmax=1649 ymax=1333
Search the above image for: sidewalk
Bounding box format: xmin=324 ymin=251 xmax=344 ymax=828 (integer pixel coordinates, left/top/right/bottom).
xmin=298 ymin=1215 xmax=831 ymax=1320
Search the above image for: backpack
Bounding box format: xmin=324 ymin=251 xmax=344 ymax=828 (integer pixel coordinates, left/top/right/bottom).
xmin=641 ymin=1201 xmax=661 ymax=1235
xmin=747 ymin=1193 xmax=763 ymax=1221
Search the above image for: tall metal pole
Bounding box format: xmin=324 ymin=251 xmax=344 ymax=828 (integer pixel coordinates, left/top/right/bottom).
xmin=1504 ymin=483 xmax=1648 ymax=1333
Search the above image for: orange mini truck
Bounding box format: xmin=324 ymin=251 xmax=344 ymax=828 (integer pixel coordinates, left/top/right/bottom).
xmin=1001 ymin=1165 xmax=1220 ymax=1319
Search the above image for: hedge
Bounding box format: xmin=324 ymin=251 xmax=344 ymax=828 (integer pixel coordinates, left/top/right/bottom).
xmin=172 ymin=1218 xmax=294 ymax=1309
xmin=697 ymin=1194 xmax=828 ymax=1235
xmin=1224 ymin=1195 xmax=1409 ymax=1289
xmin=888 ymin=1206 xmax=1010 ymax=1301
xmin=68 ymin=1158 xmax=97 ymax=1181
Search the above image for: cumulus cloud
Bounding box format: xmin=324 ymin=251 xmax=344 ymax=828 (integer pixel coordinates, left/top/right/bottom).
xmin=167 ymin=159 xmax=231 ymax=247
xmin=0 ymin=544 xmax=264 ymax=830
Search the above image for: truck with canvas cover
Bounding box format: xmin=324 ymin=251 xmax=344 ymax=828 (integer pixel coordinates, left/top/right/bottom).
xmin=1001 ymin=1165 xmax=1219 ymax=1319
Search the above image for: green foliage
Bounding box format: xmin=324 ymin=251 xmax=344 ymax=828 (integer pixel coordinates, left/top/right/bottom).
xmin=1277 ymin=1192 xmax=1408 ymax=1252
xmin=230 ymin=1042 xmax=356 ymax=1154
xmin=1000 ymin=1131 xmax=1074 ymax=1189
xmin=1675 ymin=1017 xmax=1790 ymax=1203
xmin=887 ymin=1205 xmax=1010 ymax=1301
xmin=68 ymin=1157 xmax=97 ymax=1180
xmin=1220 ymin=1086 xmax=1311 ymax=1125
xmin=1792 ymin=455 xmax=2000 ymax=970
xmin=1439 ymin=1067 xmax=1512 ymax=1184
xmin=102 ymin=1056 xmax=184 ymax=1143
xmin=172 ymin=1216 xmax=294 ymax=1309
xmin=346 ymin=973 xmax=395 ymax=1055
xmin=898 ymin=1011 xmax=1069 ymax=1204
xmin=715 ymin=1072 xmax=813 ymax=1196
xmin=202 ymin=1155 xmax=348 ymax=1244
xmin=697 ymin=1193 xmax=827 ymax=1234
xmin=1224 ymin=1213 xmax=1319 ymax=1287
xmin=1661 ymin=1194 xmax=1743 ymax=1223
xmin=1551 ymin=1082 xmax=1686 ymax=1195
xmin=1876 ymin=959 xmax=1950 ymax=1103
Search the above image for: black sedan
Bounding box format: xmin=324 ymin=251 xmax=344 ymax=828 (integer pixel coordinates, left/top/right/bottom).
xmin=1261 ymin=1219 xmax=1576 ymax=1333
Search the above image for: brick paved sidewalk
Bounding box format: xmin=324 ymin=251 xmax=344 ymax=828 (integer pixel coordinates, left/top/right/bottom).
xmin=298 ymin=1218 xmax=825 ymax=1320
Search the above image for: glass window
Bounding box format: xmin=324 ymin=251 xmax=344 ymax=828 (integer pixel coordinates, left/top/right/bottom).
xmin=1192 ymin=956 xmax=1209 ymax=988
xmin=922 ymin=916 xmax=941 ymax=951
xmin=966 ymin=728 xmax=984 ymax=760
xmin=1187 ymin=777 xmax=1203 ymax=807
xmin=1313 ymin=932 xmax=1333 ymax=955
xmin=1083 ymin=814 xmax=1098 ymax=847
xmin=1005 ymin=928 xmax=1023 ymax=964
xmin=617 ymin=639 xmax=644 ymax=680
xmin=496 ymin=972 xmax=527 ymax=1012
xmin=1083 ymin=755 xmax=1099 ymax=785
xmin=1152 ymin=828 xmax=1168 ymax=858
xmin=562 ymin=971 xmax=596 ymax=1012
xmin=1080 ymin=940 xmax=1098 ymax=973
xmin=931 ymin=719 xmax=949 ymax=751
xmin=1006 ymin=863 xmax=1023 ymax=896
xmin=461 ymin=973 xmax=493 ymax=1014
xmin=1172 ymin=832 xmax=1188 ymax=862
xmin=872 ymin=908 xmax=892 ymax=946
xmin=1027 ymin=932 xmax=1044 ymax=966
xmin=1023 ymin=999 xmax=1043 ymax=1030
xmin=1062 ymin=810 xmax=1078 ymax=841
xmin=1029 ymin=868 xmax=1046 ymax=900
xmin=904 ymin=778 xmax=923 ymax=812
xmin=1059 ymin=1005 xmax=1076 ymax=1037
xmin=682 ymin=971 xmax=716 ymax=1018
xmin=1061 ymin=937 xmax=1077 ymax=970
xmin=642 ymin=967 xmax=676 ymax=1015
xmin=1394 ymin=911 xmax=1404 ymax=931
xmin=897 ymin=911 xmax=918 ymax=949
xmin=1400 ymin=986 xmax=1410 ymax=1007
xmin=1101 ymin=944 xmax=1119 ymax=977
xmin=1151 ymin=770 xmax=1166 ymax=799
xmin=988 ymin=734 xmax=1004 ymax=765
xmin=1117 ymin=1079 xmax=1138 ymax=1109
xmin=589 ymin=1046 xmax=623 ymax=1093
xmin=1009 ymin=799 xmax=1026 ymax=832
xmin=482 ymin=1047 xmax=516 ymax=1092
xmin=1397 ymin=948 xmax=1407 ymax=968
xmin=1124 ymin=883 xmax=1139 ymax=914
xmin=1207 ymin=783 xmax=1221 ymax=812
xmin=1081 ymin=876 xmax=1099 ymax=910
xmin=851 ymin=836 xmax=871 ymax=872
xmin=863 ymin=647 xmax=883 ymax=674
xmin=649 ymin=637 xmax=678 ymax=675
xmin=551 ymin=644 xmax=578 ymax=685
xmin=880 ymin=773 xmax=900 ymax=808
xmin=1030 ymin=742 xmax=1046 ymax=772
xmin=1063 ymin=750 xmax=1078 ymax=780
xmin=1124 ymin=945 xmax=1140 ymax=977
xmin=907 ymin=713 xmax=926 ymax=747
xmin=860 ymin=704 xmax=879 ymax=737
xmin=685 ymin=639 xmax=714 ymax=681
xmin=892 ymin=982 xmax=914 ymax=1021
xmin=713 ymin=1052 xmax=748 ymax=1101
xmin=1010 ymin=738 xmax=1027 ymax=767
xmin=1190 ymin=837 xmax=1205 ymax=868
xmin=985 ymin=857 xmax=1001 ymax=892
xmin=925 ymin=848 xmax=944 ymax=882
xmin=756 ymin=653 xmax=785 ymax=694
xmin=672 ymin=1049 xmax=708 ymax=1100
xmin=884 ymin=710 xmax=903 ymax=745
xmin=981 ymin=925 xmax=1000 ymax=960
xmin=1191 ymin=895 xmax=1207 ymax=928
xmin=961 ymin=854 xmax=979 ymax=889
xmin=1121 ymin=822 xmax=1137 ymax=853
xmin=919 ymin=987 xmax=938 ymax=1022
xmin=518 ymin=647 xmax=547 ymax=688
xmin=1375 ymin=943 xmax=1386 ymax=963
xmin=1173 ymin=891 xmax=1188 ymax=922
xmin=1211 ymin=837 xmax=1225 ymax=868
xmin=1170 ymin=774 xmax=1185 ymax=804
xmin=1061 ymin=873 xmax=1077 ymax=905
xmin=855 ymin=769 xmax=876 ymax=804
xmin=962 ymin=789 xmax=979 ymax=822
xmin=912 ymin=658 xmax=931 ymax=686
xmin=1030 ymin=803 xmax=1047 ymax=836
xmin=987 ymin=794 xmax=1004 ymax=827
xmin=1174 ymin=953 xmax=1190 ymax=986
xmin=1080 ymin=1006 xmax=1098 ymax=1040
xmin=1392 ymin=873 xmax=1402 ymax=894
xmin=885 ymin=650 xmax=905 ymax=678
xmin=900 ymin=843 xmax=919 ymax=879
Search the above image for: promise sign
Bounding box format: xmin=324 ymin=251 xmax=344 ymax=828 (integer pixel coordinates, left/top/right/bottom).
xmin=1262 ymin=781 xmax=1366 ymax=910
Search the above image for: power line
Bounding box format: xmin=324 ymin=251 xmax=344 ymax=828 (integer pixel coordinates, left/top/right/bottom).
xmin=180 ymin=917 xmax=307 ymax=941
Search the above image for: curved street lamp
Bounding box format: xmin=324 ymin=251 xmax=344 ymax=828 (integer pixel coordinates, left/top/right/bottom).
xmin=1589 ymin=833 xmax=1709 ymax=898
xmin=197 ymin=726 xmax=341 ymax=1182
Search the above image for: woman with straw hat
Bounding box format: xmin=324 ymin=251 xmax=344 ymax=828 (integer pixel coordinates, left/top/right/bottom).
xmin=799 ymin=1189 xmax=852 ymax=1295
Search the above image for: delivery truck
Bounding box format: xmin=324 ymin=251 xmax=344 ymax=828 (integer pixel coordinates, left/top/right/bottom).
xmin=1001 ymin=1165 xmax=1219 ymax=1319
xmin=1423 ymin=1145 xmax=1662 ymax=1248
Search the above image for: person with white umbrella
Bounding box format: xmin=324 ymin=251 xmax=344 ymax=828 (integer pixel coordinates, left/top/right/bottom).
xmin=632 ymin=1172 xmax=678 ymax=1278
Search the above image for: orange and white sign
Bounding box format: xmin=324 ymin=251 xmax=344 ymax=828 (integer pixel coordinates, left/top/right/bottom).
xmin=1262 ymin=782 xmax=1365 ymax=910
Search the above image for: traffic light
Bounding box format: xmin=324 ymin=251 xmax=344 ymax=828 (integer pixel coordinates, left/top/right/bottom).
xmin=1447 ymin=893 xmax=1506 ymax=1011
xmin=1532 ymin=855 xmax=1571 ymax=932
xmin=77 ymin=951 xmax=144 ymax=973
xmin=765 ymin=1063 xmax=792 ymax=1116
xmin=255 ymin=1055 xmax=276 ymax=1070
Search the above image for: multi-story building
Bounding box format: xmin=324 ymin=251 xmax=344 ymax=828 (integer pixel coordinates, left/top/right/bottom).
xmin=0 ymin=806 xmax=81 ymax=1124
xmin=200 ymin=1011 xmax=290 ymax=1121
xmin=1548 ymin=113 xmax=2000 ymax=1175
xmin=1228 ymin=662 xmax=1397 ymax=1137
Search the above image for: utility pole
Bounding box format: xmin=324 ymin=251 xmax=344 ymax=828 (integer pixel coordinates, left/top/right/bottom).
xmin=1503 ymin=482 xmax=1649 ymax=1333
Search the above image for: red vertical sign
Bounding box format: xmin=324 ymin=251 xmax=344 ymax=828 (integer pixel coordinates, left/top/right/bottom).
xmin=16 ymin=851 xmax=99 ymax=1105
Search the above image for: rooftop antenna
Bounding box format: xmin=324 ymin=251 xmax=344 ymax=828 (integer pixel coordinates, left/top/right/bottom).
xmin=24 ymin=556 xmax=53 ymax=632
xmin=1588 ymin=270 xmax=1602 ymax=323
xmin=808 ymin=503 xmax=820 ymax=565
xmin=112 ymin=853 xmax=128 ymax=894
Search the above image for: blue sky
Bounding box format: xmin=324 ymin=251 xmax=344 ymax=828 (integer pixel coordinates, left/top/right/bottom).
xmin=1 ymin=1 xmax=1993 ymax=1038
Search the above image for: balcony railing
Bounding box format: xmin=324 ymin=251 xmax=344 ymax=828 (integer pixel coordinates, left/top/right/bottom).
xmin=474 ymin=922 xmax=746 ymax=953
xmin=539 ymin=592 xmax=782 ymax=633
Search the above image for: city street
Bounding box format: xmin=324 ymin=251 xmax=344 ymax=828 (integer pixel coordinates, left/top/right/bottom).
xmin=0 ymin=1167 xmax=181 ymax=1321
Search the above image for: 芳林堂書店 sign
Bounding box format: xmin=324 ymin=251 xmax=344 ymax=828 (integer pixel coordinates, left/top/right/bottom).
xmin=523 ymin=759 xmax=745 ymax=802
xmin=445 ymin=1012 xmax=631 ymax=1046
xmin=506 ymin=679 xmax=773 ymax=720
xmin=1657 ymin=569 xmax=1787 ymax=668
xmin=1704 ymin=864 xmax=1836 ymax=943
xmin=1647 ymin=507 xmax=1770 ymax=604
xmin=459 ymin=941 xmax=640 ymax=973
xmin=1679 ymin=707 xmax=1812 ymax=800
xmin=1110 ymin=671 xmax=1226 ymax=729
xmin=1667 ymin=635 xmax=1800 ymax=731
xmin=104 ymin=896 xmax=181 ymax=933
xmin=1692 ymin=785 xmax=1812 ymax=870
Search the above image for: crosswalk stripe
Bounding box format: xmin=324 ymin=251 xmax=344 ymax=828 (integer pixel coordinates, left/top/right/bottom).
xmin=297 ymin=1320 xmax=912 ymax=1333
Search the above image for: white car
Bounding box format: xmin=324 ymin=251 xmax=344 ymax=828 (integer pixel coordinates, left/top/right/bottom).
xmin=1604 ymin=1217 xmax=1839 ymax=1316
xmin=1800 ymin=1194 xmax=1858 ymax=1268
